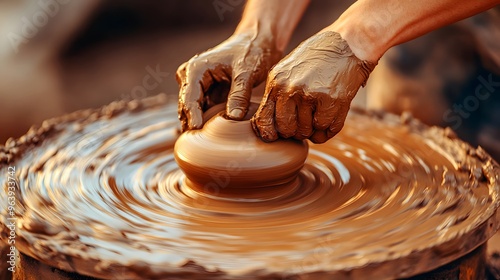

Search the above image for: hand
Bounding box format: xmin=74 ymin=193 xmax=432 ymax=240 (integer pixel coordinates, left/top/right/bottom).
xmin=176 ymin=32 xmax=282 ymax=131
xmin=251 ymin=31 xmax=377 ymax=143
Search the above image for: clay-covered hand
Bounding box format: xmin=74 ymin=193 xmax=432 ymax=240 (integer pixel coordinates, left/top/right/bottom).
xmin=251 ymin=31 xmax=377 ymax=143
xmin=176 ymin=32 xmax=281 ymax=131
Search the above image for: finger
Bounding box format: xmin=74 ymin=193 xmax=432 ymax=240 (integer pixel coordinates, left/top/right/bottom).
xmin=179 ymin=78 xmax=206 ymax=130
xmin=178 ymin=61 xmax=215 ymax=130
xmin=295 ymin=104 xmax=313 ymax=140
xmin=185 ymin=101 xmax=204 ymax=129
xmin=176 ymin=62 xmax=188 ymax=85
xmin=226 ymin=71 xmax=253 ymax=120
xmin=327 ymin=106 xmax=349 ymax=138
xmin=275 ymin=93 xmax=297 ymax=138
xmin=178 ymin=102 xmax=189 ymax=132
xmin=251 ymin=89 xmax=278 ymax=142
xmin=309 ymin=129 xmax=329 ymax=144
xmin=177 ymin=63 xmax=189 ymax=131
xmin=313 ymin=94 xmax=336 ymax=130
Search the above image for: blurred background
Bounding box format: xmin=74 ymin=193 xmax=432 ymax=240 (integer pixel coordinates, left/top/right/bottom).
xmin=0 ymin=0 xmax=355 ymax=142
xmin=1 ymin=1 xmax=499 ymax=158
xmin=0 ymin=0 xmax=499 ymax=271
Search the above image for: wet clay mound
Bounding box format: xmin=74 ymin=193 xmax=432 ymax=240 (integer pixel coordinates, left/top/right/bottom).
xmin=0 ymin=94 xmax=499 ymax=279
xmin=174 ymin=102 xmax=309 ymax=189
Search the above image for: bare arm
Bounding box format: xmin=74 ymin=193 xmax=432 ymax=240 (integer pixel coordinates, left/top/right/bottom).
xmin=236 ymin=0 xmax=310 ymax=52
xmin=327 ymin=0 xmax=500 ymax=62
xmin=252 ymin=0 xmax=499 ymax=143
xmin=177 ymin=0 xmax=309 ymax=130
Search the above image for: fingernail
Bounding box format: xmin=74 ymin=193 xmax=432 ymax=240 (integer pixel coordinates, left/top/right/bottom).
xmin=228 ymin=108 xmax=244 ymax=119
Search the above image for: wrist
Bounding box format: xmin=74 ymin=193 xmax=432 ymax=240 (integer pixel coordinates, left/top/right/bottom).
xmin=232 ymin=22 xmax=280 ymax=56
xmin=234 ymin=18 xmax=286 ymax=52
xmin=322 ymin=3 xmax=394 ymax=62
xmin=234 ymin=0 xmax=309 ymax=52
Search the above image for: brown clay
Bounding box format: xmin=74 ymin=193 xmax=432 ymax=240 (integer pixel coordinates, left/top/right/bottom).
xmin=0 ymin=96 xmax=499 ymax=279
xmin=251 ymin=31 xmax=377 ymax=143
xmin=175 ymin=103 xmax=308 ymax=189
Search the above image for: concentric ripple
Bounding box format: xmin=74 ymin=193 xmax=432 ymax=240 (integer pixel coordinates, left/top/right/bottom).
xmin=1 ymin=98 xmax=499 ymax=279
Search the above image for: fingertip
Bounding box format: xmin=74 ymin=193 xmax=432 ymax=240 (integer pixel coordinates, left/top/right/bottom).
xmin=309 ymin=130 xmax=330 ymax=144
xmin=250 ymin=117 xmax=261 ymax=137
xmin=187 ymin=106 xmax=204 ymax=130
xmin=252 ymin=110 xmax=278 ymax=142
xmin=228 ymin=108 xmax=245 ymax=120
xmin=188 ymin=116 xmax=203 ymax=130
xmin=260 ymin=126 xmax=279 ymax=142
xmin=227 ymin=71 xmax=252 ymax=120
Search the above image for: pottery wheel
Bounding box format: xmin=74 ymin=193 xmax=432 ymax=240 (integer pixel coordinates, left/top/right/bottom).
xmin=0 ymin=95 xmax=499 ymax=279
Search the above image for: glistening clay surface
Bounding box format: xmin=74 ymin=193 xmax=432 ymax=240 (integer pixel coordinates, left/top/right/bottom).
xmin=174 ymin=103 xmax=309 ymax=189
xmin=0 ymin=95 xmax=499 ymax=279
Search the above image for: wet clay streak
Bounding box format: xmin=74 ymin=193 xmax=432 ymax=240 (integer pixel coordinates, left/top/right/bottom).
xmin=0 ymin=95 xmax=499 ymax=279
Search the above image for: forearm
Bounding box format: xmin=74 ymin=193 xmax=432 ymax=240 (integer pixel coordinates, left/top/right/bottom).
xmin=235 ymin=0 xmax=310 ymax=52
xmin=326 ymin=0 xmax=500 ymax=62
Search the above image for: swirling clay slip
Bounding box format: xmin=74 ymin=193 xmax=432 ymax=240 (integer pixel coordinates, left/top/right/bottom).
xmin=0 ymin=94 xmax=499 ymax=279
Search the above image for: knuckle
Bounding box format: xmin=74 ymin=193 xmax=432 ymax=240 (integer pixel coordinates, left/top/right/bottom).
xmin=233 ymin=70 xmax=252 ymax=82
xmin=268 ymin=66 xmax=278 ymax=76
xmin=176 ymin=62 xmax=188 ymax=74
xmin=176 ymin=61 xmax=189 ymax=75
xmin=268 ymin=67 xmax=285 ymax=83
xmin=176 ymin=62 xmax=198 ymax=87
xmin=182 ymin=56 xmax=210 ymax=77
xmin=230 ymin=92 xmax=247 ymax=101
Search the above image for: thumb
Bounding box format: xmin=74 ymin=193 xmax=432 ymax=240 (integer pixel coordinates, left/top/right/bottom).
xmin=226 ymin=71 xmax=253 ymax=120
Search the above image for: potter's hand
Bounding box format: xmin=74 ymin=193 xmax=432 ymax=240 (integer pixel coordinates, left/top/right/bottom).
xmin=251 ymin=31 xmax=376 ymax=143
xmin=176 ymin=33 xmax=281 ymax=131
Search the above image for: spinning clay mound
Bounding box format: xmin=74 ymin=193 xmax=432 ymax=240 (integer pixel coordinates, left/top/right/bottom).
xmin=0 ymin=94 xmax=499 ymax=279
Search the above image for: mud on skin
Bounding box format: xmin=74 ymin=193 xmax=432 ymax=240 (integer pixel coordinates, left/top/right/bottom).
xmin=176 ymin=31 xmax=282 ymax=132
xmin=251 ymin=31 xmax=376 ymax=143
